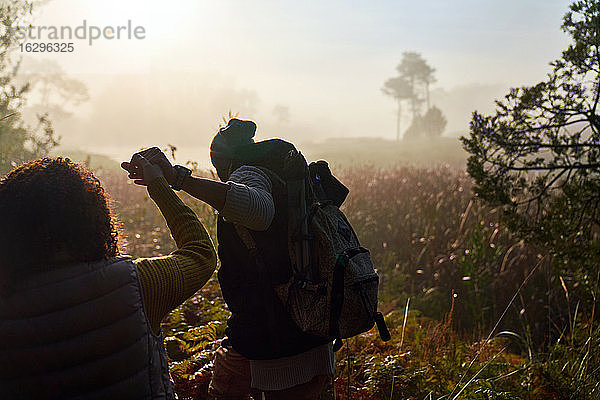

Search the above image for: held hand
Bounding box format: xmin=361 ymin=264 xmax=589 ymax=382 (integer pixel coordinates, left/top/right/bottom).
xmin=122 ymin=147 xmax=176 ymax=185
xmin=123 ymin=153 xmax=164 ymax=186
xmin=149 ymin=148 xmax=176 ymax=185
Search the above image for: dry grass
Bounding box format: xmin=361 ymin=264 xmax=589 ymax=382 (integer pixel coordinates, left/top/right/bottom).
xmin=94 ymin=164 xmax=598 ymax=399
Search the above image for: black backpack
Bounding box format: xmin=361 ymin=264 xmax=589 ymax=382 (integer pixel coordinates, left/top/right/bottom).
xmin=231 ymin=139 xmax=390 ymax=348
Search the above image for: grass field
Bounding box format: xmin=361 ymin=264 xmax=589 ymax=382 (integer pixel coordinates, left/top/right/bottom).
xmin=52 ymin=135 xmax=468 ymax=173
xmin=94 ymin=156 xmax=599 ymax=399
xmin=300 ymin=136 xmax=468 ymax=168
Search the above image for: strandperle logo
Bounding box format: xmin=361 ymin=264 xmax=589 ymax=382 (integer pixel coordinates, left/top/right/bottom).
xmin=12 ymin=20 xmax=146 ymax=46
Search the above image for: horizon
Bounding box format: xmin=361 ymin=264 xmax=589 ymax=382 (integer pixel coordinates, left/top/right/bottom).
xmin=17 ymin=0 xmax=572 ymax=165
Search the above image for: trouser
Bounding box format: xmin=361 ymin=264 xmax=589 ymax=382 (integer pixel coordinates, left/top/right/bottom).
xmin=207 ymin=340 xmax=329 ymax=400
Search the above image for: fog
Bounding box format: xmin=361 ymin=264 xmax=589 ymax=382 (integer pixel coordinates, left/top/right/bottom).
xmin=16 ymin=0 xmax=572 ymax=166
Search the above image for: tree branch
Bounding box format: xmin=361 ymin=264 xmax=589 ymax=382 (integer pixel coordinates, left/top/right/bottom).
xmin=496 ymin=142 xmax=600 ymax=150
xmin=516 ymin=167 xmax=569 ymax=206
xmin=487 ymin=161 xmax=600 ymax=172
xmin=500 ymin=118 xmax=590 ymax=135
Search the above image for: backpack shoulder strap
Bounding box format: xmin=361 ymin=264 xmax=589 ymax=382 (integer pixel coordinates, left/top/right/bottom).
xmin=233 ymin=224 xmax=270 ymax=278
xmin=233 ymin=223 xmax=257 ymax=251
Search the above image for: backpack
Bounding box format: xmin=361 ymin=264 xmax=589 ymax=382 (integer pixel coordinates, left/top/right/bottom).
xmin=231 ymin=139 xmax=390 ymax=348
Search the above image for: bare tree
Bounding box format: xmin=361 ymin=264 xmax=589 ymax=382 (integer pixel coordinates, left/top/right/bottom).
xmin=383 ymin=52 xmax=439 ymax=140
xmin=396 ymin=51 xmax=435 ymax=117
xmin=17 ymin=58 xmax=89 ymax=120
xmin=382 ymin=76 xmax=412 ymax=140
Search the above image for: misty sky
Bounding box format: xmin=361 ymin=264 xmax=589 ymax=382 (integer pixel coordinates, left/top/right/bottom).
xmin=20 ymin=0 xmax=572 ymax=163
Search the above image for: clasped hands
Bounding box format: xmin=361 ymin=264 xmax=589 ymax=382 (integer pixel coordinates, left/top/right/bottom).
xmin=121 ymin=147 xmax=176 ymax=186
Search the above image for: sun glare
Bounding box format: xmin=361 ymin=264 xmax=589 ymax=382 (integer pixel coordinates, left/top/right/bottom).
xmin=82 ymin=0 xmax=216 ymax=46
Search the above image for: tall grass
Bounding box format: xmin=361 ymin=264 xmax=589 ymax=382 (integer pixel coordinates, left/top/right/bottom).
xmin=96 ymin=164 xmax=599 ymax=399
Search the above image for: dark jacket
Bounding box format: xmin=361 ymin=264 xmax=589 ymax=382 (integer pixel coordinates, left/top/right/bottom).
xmin=0 ymin=256 xmax=174 ymax=400
xmin=217 ymin=168 xmax=328 ymax=360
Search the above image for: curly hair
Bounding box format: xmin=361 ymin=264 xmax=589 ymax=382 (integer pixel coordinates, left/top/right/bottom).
xmin=0 ymin=157 xmax=119 ymax=292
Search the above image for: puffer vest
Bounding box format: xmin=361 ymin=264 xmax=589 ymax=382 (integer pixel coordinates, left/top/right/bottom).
xmin=217 ymin=168 xmax=329 ymax=360
xmin=0 ymin=256 xmax=175 ymax=400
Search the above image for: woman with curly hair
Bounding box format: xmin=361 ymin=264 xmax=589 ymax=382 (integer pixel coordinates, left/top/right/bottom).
xmin=0 ymin=155 xmax=216 ymax=400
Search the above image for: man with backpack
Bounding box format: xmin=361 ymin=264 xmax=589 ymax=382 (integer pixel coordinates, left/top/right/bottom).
xmin=137 ymin=119 xmax=334 ymax=399
xmin=138 ymin=118 xmax=389 ymax=398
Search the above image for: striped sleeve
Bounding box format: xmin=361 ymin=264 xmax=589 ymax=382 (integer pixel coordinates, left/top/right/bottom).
xmin=220 ymin=166 xmax=275 ymax=231
xmin=134 ymin=177 xmax=217 ymax=333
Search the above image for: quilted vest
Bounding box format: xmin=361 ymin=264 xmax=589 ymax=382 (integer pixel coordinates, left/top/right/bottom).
xmin=0 ymin=256 xmax=175 ymax=400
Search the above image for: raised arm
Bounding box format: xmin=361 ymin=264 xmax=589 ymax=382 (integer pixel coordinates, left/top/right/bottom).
xmin=123 ymin=154 xmax=217 ymax=333
xmin=123 ymin=149 xmax=275 ymax=231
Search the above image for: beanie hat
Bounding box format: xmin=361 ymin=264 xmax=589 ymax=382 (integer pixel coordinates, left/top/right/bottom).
xmin=210 ymin=118 xmax=256 ymax=159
